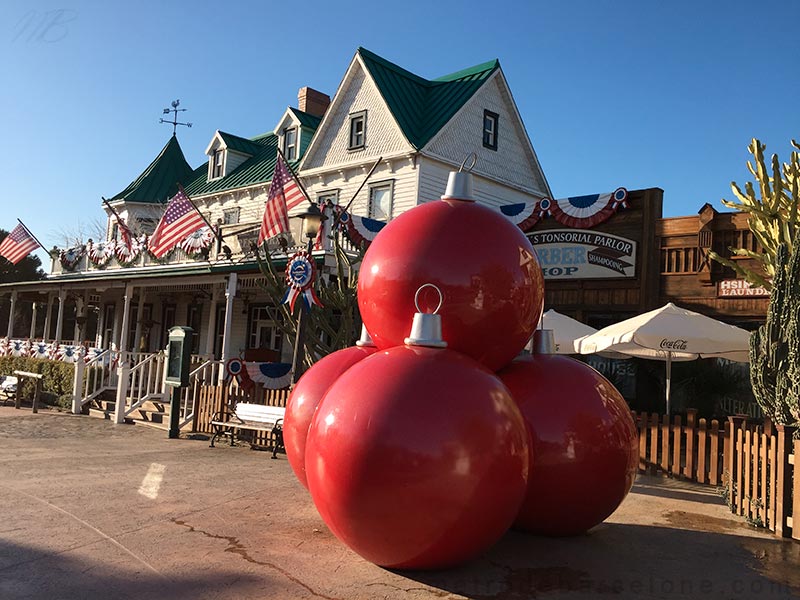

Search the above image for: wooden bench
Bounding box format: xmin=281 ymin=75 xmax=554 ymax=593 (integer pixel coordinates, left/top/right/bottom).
xmin=12 ymin=371 xmax=42 ymax=413
xmin=210 ymin=402 xmax=285 ymax=459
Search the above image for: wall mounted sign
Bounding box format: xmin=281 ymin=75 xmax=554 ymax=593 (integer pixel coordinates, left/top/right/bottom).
xmin=717 ymin=279 xmax=769 ymax=298
xmin=527 ymin=229 xmax=637 ymax=279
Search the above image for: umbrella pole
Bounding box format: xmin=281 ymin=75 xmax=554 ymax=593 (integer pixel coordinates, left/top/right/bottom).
xmin=665 ymin=352 xmax=672 ymax=415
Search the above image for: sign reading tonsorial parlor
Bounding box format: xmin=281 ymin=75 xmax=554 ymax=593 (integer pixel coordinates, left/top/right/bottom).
xmin=527 ymin=229 xmax=637 ymax=279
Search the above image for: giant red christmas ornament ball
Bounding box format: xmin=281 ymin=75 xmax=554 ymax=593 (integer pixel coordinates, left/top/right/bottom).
xmin=498 ymin=354 xmax=638 ymax=536
xmin=284 ymin=345 xmax=377 ymax=489
xmin=357 ymin=191 xmax=544 ymax=372
xmin=305 ymin=345 xmax=530 ymax=569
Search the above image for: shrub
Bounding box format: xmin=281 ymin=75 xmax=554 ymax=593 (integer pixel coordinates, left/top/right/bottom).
xmin=0 ymin=356 xmax=75 ymax=400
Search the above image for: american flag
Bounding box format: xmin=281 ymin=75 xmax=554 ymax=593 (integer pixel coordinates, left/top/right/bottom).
xmin=116 ymin=214 xmax=134 ymax=251
xmin=0 ymin=223 xmax=40 ymax=265
xmin=258 ymin=156 xmax=307 ymax=245
xmin=148 ymin=189 xmax=205 ymax=258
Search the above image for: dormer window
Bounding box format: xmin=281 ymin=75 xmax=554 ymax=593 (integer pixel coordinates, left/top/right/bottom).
xmin=349 ymin=110 xmax=367 ymax=150
xmin=212 ymin=149 xmax=225 ymax=178
xmin=283 ymin=127 xmax=297 ymax=161
xmin=483 ymin=110 xmax=499 ymax=151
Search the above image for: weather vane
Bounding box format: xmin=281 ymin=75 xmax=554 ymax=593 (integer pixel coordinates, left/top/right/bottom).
xmin=159 ymin=99 xmax=192 ymax=136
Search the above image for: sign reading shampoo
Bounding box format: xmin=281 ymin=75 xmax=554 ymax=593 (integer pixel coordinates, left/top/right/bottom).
xmin=527 ymin=229 xmax=637 ymax=279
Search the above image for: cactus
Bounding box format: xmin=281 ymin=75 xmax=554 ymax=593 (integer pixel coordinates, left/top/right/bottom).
xmin=749 ymin=243 xmax=800 ymax=426
xmin=709 ymin=138 xmax=800 ymax=291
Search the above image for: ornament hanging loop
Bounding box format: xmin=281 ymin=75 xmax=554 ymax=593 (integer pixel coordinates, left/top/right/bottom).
xmin=414 ymin=283 xmax=443 ymax=315
xmin=459 ymin=153 xmax=477 ymax=173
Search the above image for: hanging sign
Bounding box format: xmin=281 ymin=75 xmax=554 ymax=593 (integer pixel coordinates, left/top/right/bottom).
xmin=527 ymin=229 xmax=637 ymax=279
xmin=283 ymin=250 xmax=323 ymax=312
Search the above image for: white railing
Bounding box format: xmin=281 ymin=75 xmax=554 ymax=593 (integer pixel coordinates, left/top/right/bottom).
xmin=122 ymin=352 xmax=166 ymax=419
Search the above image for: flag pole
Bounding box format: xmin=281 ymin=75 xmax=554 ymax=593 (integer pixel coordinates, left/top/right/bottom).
xmin=275 ymin=147 xmax=314 ymax=205
xmin=335 ymin=156 xmax=383 ymax=226
xmin=16 ymin=219 xmax=45 ymax=252
xmin=177 ymin=184 xmax=223 ymax=243
xmin=101 ymin=197 xmax=131 ymax=231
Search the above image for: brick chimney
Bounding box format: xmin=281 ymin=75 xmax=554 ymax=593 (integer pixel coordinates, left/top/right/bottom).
xmin=298 ymin=87 xmax=330 ymax=118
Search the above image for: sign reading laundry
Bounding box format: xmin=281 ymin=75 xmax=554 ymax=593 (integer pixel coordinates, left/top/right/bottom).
xmin=527 ymin=229 xmax=637 ymax=279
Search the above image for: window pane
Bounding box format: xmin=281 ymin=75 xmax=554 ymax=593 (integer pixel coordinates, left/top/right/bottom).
xmin=370 ymin=186 xmax=392 ymax=221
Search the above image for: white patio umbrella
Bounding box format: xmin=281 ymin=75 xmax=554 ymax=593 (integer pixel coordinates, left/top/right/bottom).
xmin=539 ymin=309 xmax=598 ymax=354
xmin=575 ymin=302 xmax=751 ymax=414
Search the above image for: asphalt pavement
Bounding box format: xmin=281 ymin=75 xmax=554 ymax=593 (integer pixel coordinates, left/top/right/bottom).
xmin=0 ymin=407 xmax=797 ymax=600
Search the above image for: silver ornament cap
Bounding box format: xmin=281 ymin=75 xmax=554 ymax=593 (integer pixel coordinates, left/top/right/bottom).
xmin=404 ymin=284 xmax=448 ymax=348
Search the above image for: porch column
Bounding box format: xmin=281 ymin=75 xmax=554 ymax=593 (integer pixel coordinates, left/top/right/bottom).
xmin=204 ymin=286 xmax=220 ymax=356
xmin=133 ymin=291 xmax=145 ymax=352
xmin=114 ymin=283 xmax=134 ymax=425
xmin=43 ymin=293 xmax=54 ymax=342
xmin=221 ymin=273 xmax=237 ymax=361
xmin=6 ymin=291 xmax=17 ymax=338
xmin=54 ymin=290 xmax=66 ymax=344
xmin=96 ymin=301 xmax=106 ymax=348
xmin=29 ymin=301 xmax=38 ymax=339
xmin=73 ymin=296 xmax=85 ymax=343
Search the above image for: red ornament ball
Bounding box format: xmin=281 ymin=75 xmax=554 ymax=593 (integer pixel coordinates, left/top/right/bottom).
xmin=305 ymin=346 xmax=530 ymax=569
xmin=498 ymin=354 xmax=638 ymax=536
xmin=284 ymin=345 xmax=377 ymax=489
xmin=357 ymin=199 xmax=544 ymax=372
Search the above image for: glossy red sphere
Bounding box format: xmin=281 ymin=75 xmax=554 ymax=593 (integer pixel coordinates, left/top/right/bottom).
xmin=306 ymin=346 xmax=530 ymax=569
xmin=284 ymin=345 xmax=377 ymax=489
xmin=498 ymin=354 xmax=638 ymax=536
xmin=357 ymin=199 xmax=544 ymax=372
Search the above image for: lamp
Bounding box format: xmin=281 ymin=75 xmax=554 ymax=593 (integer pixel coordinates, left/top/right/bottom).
xmin=294 ymin=204 xmax=327 ymax=249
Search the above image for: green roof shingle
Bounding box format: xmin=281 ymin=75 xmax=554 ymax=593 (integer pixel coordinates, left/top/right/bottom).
xmin=109 ymin=135 xmax=194 ymax=204
xmin=357 ymin=47 xmax=499 ymax=149
xmin=217 ymin=131 xmax=263 ymax=156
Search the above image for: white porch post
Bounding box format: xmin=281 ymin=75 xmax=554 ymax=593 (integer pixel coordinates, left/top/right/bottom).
xmin=114 ymin=283 xmax=133 ymax=425
xmin=96 ymin=301 xmax=105 ymax=348
xmin=71 ymin=353 xmax=85 ymax=415
xmin=54 ymin=290 xmax=66 ymax=344
xmin=29 ymin=301 xmax=38 ymax=339
xmin=204 ymin=286 xmax=220 ymax=357
xmin=133 ymin=291 xmax=145 ymax=353
xmin=43 ymin=293 xmax=54 ymax=342
xmin=221 ymin=273 xmax=237 ymax=361
xmin=7 ymin=291 xmax=17 ymax=338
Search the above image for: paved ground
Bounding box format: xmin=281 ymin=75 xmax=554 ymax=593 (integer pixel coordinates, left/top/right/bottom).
xmin=0 ymin=406 xmax=798 ymax=600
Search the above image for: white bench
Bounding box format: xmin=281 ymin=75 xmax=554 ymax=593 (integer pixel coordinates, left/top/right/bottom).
xmin=210 ymin=402 xmax=285 ymax=458
xmin=0 ymin=376 xmax=18 ymax=405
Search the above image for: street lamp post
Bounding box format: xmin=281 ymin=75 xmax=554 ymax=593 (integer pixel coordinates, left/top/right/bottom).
xmin=290 ymin=204 xmax=326 ymax=384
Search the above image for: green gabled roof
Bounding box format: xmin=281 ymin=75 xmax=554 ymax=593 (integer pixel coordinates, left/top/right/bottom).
xmin=183 ymin=133 xmax=288 ymax=197
xmin=109 ymin=135 xmax=194 ymax=204
xmin=288 ymin=107 xmax=322 ymax=130
xmin=217 ymin=131 xmax=262 ymax=156
xmin=357 ymin=47 xmax=500 ymax=149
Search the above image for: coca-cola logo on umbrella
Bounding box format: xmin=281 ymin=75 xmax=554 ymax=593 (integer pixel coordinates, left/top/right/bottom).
xmin=660 ymin=339 xmax=688 ymax=351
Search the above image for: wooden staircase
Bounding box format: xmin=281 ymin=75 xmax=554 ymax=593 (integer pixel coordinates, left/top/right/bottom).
xmin=87 ymin=392 xmax=171 ymax=430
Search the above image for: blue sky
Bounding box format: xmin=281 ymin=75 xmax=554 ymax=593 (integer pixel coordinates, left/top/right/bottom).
xmin=4 ymin=0 xmax=799 ymax=266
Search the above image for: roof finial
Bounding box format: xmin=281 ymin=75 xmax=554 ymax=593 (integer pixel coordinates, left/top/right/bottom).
xmin=159 ymin=99 xmax=192 ymax=136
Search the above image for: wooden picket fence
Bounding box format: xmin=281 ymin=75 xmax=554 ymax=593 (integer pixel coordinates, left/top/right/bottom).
xmin=635 ymin=409 xmax=800 ymax=541
xmin=194 ymin=383 xmax=290 ymax=447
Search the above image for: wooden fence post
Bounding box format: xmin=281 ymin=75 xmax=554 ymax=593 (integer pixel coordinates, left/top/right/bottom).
xmin=684 ymin=409 xmax=697 ymax=480
xmin=671 ymin=414 xmax=682 ymax=477
xmin=774 ymin=424 xmax=793 ymax=538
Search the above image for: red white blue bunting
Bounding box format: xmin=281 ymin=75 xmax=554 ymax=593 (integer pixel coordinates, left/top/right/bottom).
xmin=245 ymin=362 xmax=293 ymax=390
xmin=341 ymin=212 xmax=387 ymax=247
xmin=544 ymin=188 xmax=628 ymax=229
xmin=498 ymin=200 xmax=541 ymax=231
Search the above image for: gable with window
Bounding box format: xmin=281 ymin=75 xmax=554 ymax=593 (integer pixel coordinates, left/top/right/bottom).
xmin=368 ymin=181 xmax=393 ymax=221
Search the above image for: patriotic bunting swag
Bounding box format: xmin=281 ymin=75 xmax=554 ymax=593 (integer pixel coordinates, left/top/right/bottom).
xmin=225 ymin=358 xmax=254 ymax=390
xmin=341 ymin=212 xmax=387 ymax=247
xmin=496 ymin=188 xmax=628 ymax=232
xmin=245 ymin=362 xmax=293 ymax=390
xmin=87 ymin=240 xmax=115 ymax=267
xmin=60 ymin=245 xmax=86 ymax=270
xmin=180 ymin=227 xmax=214 ymax=257
xmin=282 ymin=250 xmax=323 ymax=312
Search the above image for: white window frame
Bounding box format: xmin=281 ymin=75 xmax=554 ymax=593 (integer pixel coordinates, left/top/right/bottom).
xmin=248 ymin=305 xmax=283 ymax=352
xmin=222 ymin=207 xmax=240 ymax=225
xmin=368 ymin=180 xmax=394 ymax=221
xmin=317 ymin=190 xmax=339 ymax=207
xmin=283 ymin=127 xmax=297 ymax=161
xmin=211 ymin=148 xmax=225 ymax=179
xmin=483 ymin=110 xmax=499 ymax=151
xmin=349 ymin=110 xmax=367 ymax=150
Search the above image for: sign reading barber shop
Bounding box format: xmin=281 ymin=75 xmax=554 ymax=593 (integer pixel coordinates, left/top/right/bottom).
xmin=527 ymin=229 xmax=637 ymax=279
